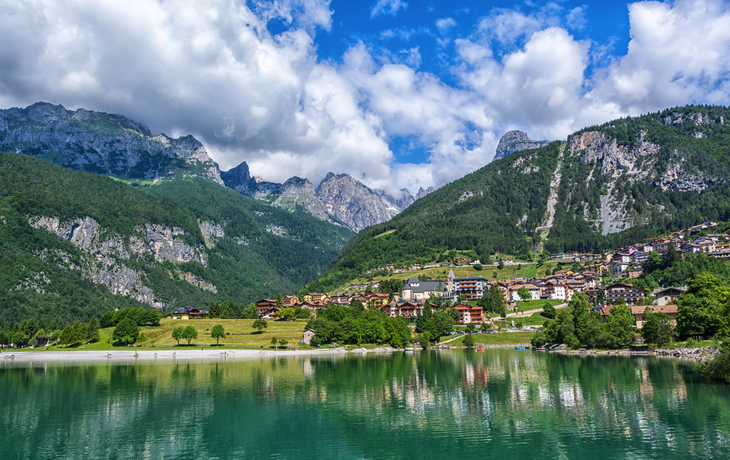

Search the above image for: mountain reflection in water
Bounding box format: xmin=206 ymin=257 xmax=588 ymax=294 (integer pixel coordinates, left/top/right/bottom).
xmin=1 ymin=350 xmax=728 ymax=459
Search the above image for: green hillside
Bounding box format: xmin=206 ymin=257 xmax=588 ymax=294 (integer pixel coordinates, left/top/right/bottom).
xmin=303 ymin=105 xmax=730 ymax=293
xmin=0 ymin=152 xmax=352 ymax=324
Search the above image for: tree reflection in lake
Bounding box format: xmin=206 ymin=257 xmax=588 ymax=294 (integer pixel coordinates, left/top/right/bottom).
xmin=1 ymin=351 xmax=729 ymax=459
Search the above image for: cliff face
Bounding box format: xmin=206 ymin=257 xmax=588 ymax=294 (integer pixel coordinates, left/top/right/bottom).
xmin=494 ymin=130 xmax=551 ymax=161
xmin=28 ymin=215 xmax=218 ymax=307
xmin=0 ymin=102 xmax=223 ymax=184
xmin=315 ymin=173 xmax=401 ymax=232
xmin=220 ymin=162 xmax=435 ymax=232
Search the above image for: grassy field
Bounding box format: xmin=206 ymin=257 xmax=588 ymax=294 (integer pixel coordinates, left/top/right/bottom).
xmin=32 ymin=319 xmax=313 ymax=351
xmin=495 ymin=312 xmax=552 ymax=328
xmin=510 ymin=299 xmax=563 ymax=312
xmin=448 ymin=332 xmax=535 ymax=346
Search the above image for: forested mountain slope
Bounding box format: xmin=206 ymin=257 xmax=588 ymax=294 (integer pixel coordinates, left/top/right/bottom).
xmin=0 ymin=153 xmax=352 ymax=323
xmin=304 ymin=105 xmax=730 ymax=293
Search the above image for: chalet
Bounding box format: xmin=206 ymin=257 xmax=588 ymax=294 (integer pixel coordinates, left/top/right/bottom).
xmin=256 ymin=299 xmax=279 ymax=318
xmin=367 ymin=293 xmax=390 ymax=309
xmin=283 ymin=295 xmax=299 ymax=304
xmin=172 ymin=307 xmax=209 ymax=320
xmin=454 ymin=256 xmax=471 ymax=265
xmin=298 ymin=301 xmax=327 ymax=311
xmin=607 ymin=261 xmax=629 ymax=276
xmin=630 ymin=305 xmax=678 ymax=328
xmin=452 ymin=304 xmax=484 ymax=324
xmin=508 ymin=284 xmax=541 ymax=301
xmin=542 ymin=281 xmax=573 ymax=301
xmin=588 ymin=283 xmax=648 ymax=305
xmin=383 ymin=301 xmax=423 ymax=318
xmin=401 ymin=277 xmax=446 ymax=301
xmin=653 ymin=287 xmax=686 ymax=306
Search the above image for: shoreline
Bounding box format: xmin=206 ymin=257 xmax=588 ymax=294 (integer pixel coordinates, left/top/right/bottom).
xmin=1 ymin=347 xmax=374 ymax=363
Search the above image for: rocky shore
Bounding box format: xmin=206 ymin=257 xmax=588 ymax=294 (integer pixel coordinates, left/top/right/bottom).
xmin=544 ymin=344 xmax=718 ymax=361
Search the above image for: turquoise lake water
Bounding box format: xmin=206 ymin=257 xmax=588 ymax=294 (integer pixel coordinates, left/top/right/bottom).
xmin=1 ymin=350 xmax=729 ymax=459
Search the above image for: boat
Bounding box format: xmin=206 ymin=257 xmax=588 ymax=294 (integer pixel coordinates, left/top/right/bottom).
xmin=514 ymin=346 xmax=530 ymax=351
xmin=403 ymin=347 xmax=415 ymax=352
xmin=536 ymin=347 xmax=546 ymax=351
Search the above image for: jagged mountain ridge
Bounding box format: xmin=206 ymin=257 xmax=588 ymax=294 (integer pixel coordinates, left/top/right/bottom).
xmin=221 ymin=162 xmax=434 ymax=232
xmin=0 ymin=101 xmax=431 ymax=232
xmin=0 ymin=102 xmax=223 ymax=184
xmin=302 ymin=105 xmax=730 ymax=294
xmin=493 ymin=130 xmax=551 ymax=161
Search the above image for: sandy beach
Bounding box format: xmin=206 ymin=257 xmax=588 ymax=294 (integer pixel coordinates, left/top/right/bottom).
xmin=1 ymin=347 xmax=400 ymax=363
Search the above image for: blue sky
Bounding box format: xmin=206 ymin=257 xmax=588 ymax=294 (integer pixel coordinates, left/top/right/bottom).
xmin=2 ymin=0 xmax=730 ymax=195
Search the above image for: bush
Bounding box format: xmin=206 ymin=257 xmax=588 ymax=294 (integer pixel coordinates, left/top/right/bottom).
xmin=463 ymin=334 xmax=476 ymax=347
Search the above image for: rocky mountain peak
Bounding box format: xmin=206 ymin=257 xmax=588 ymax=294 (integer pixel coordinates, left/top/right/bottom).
xmin=0 ymin=102 xmax=222 ymax=184
xmin=494 ymin=130 xmax=551 ymax=161
xmin=221 ymin=161 xmax=258 ymax=194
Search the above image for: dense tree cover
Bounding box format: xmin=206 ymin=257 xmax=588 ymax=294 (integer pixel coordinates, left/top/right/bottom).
xmin=641 ymin=309 xmax=676 ymax=346
xmin=100 ymin=308 xmax=160 ymax=328
xmin=636 ymin=247 xmax=730 ymax=290
xmin=305 ymin=305 xmax=412 ymax=348
xmin=476 ymin=285 xmax=507 ymax=316
xmin=414 ymin=300 xmax=456 ymax=342
xmin=541 ymin=293 xmax=635 ymax=349
xmin=0 ymin=317 xmax=101 ymax=349
xmin=208 ymin=301 xmax=258 ymax=319
xmin=305 ymin=106 xmax=730 ymax=293
xmin=0 ymin=152 xmax=353 ymax=325
xmin=142 ymin=177 xmax=353 ymax=300
xmin=676 ymin=274 xmax=730 ymax=338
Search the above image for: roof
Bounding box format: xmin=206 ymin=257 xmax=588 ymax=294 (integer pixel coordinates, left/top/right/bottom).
xmin=654 ymin=287 xmax=687 ymax=295
xmin=630 ymin=305 xmax=678 ymax=315
xmin=404 ymin=280 xmax=446 ymax=293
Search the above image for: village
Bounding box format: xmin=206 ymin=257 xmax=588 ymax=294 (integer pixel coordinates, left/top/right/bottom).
xmin=250 ymin=221 xmax=729 ymax=331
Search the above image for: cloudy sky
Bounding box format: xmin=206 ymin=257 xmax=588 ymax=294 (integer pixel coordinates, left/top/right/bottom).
xmin=2 ymin=0 xmax=730 ymax=195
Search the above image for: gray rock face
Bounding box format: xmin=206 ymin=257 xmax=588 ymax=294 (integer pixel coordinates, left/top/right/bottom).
xmin=494 ymin=130 xmax=551 ymax=161
xmin=316 ymin=173 xmax=401 ymax=232
xmin=0 ymin=102 xmax=222 ymax=184
xmin=221 ymin=161 xmax=258 ymax=194
xmin=220 ymin=161 xmax=427 ymax=232
xmin=27 ymin=215 xmax=219 ymax=306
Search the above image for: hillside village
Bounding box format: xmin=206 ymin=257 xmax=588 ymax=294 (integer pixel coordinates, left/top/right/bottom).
xmin=254 ymin=221 xmax=729 ymax=330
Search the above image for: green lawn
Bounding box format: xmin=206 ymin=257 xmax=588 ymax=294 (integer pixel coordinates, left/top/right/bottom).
xmin=495 ymin=312 xmax=552 ymax=328
xmin=449 ymin=331 xmax=535 ymax=346
xmin=510 ymin=298 xmax=563 ymax=312
xmin=32 ymin=319 xmax=313 ymax=351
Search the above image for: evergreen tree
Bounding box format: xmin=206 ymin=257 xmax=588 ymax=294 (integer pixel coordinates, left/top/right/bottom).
xmin=87 ymin=318 xmax=100 ymax=343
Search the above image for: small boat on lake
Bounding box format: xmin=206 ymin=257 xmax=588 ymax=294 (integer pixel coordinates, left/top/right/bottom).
xmin=514 ymin=346 xmax=530 ymax=351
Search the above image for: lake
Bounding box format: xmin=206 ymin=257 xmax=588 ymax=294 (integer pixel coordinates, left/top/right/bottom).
xmin=1 ymin=350 xmax=729 ymax=459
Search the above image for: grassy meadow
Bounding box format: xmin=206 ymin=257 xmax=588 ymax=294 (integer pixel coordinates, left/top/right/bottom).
xmin=30 ymin=318 xmax=312 ymax=351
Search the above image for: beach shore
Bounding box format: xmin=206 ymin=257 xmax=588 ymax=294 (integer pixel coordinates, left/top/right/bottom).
xmin=2 ymin=347 xmax=377 ymax=363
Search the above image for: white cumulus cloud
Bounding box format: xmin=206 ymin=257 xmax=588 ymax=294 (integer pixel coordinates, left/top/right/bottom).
xmin=370 ymin=0 xmax=408 ymax=18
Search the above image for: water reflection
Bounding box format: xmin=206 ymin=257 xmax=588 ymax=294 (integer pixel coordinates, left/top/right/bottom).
xmin=1 ymin=351 xmax=729 ymax=459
